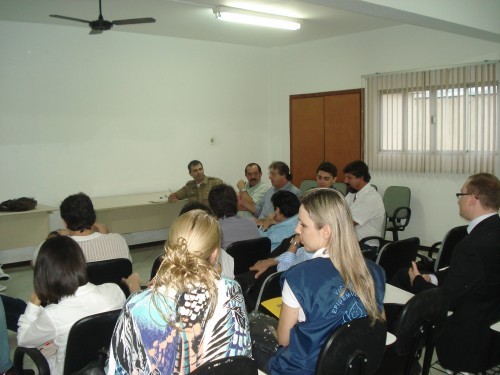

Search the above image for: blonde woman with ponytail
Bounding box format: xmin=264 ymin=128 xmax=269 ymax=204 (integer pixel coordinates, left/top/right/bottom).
xmin=108 ymin=210 xmax=251 ymax=375
xmin=268 ymin=189 xmax=385 ymax=375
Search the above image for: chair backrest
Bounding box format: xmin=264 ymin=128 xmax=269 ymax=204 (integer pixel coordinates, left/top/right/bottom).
xmin=434 ymin=225 xmax=468 ymax=274
xmin=300 ymin=179 xmax=318 ymax=194
xmin=332 ymin=182 xmax=348 ymax=196
xmin=63 ymin=309 xmax=122 ymax=375
xmin=189 ymin=356 xmax=258 ymax=375
xmin=316 ymin=317 xmax=387 ymax=375
xmin=150 ymin=253 xmax=164 ymax=280
xmin=381 ymin=288 xmax=448 ymax=375
xmin=255 ymin=271 xmax=283 ymax=313
xmin=376 ymin=237 xmax=420 ymax=281
xmin=383 ymin=186 xmax=411 ymax=220
xmin=86 ymin=258 xmax=133 ymax=296
xmin=226 ymin=237 xmax=271 ymax=275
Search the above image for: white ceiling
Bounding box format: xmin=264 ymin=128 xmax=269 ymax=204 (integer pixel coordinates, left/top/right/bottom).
xmin=1 ymin=0 xmax=499 ymax=47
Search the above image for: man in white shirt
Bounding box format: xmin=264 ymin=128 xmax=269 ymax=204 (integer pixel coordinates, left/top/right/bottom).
xmin=343 ymin=160 xmax=385 ymax=254
xmin=237 ymin=163 xmax=268 ymax=219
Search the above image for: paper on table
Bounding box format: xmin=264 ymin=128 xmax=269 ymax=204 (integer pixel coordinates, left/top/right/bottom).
xmin=261 ymin=297 xmax=282 ymax=319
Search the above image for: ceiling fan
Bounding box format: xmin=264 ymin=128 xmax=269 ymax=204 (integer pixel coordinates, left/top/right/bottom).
xmin=50 ymin=0 xmax=156 ymax=34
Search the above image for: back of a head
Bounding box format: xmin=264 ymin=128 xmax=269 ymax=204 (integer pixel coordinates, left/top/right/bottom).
xmin=154 ymin=210 xmax=221 ymax=322
xmin=317 ymin=162 xmax=338 ymax=178
xmin=466 ymin=173 xmax=500 ymax=211
xmin=269 ymin=161 xmax=292 ymax=181
xmin=34 ymin=236 xmax=88 ymax=304
xmin=208 ymin=183 xmax=238 ymax=219
xmin=343 ymin=160 xmax=371 ymax=182
xmin=271 ymin=190 xmax=300 ymax=218
xmin=179 ymin=201 xmax=212 ymax=216
xmin=60 ymin=192 xmax=96 ymax=232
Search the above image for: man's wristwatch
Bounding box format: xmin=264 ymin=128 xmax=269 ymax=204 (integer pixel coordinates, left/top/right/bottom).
xmin=290 ymin=237 xmax=300 ymax=247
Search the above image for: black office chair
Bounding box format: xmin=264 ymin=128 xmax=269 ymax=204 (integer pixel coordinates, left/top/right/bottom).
xmin=86 ymin=258 xmax=133 ymax=296
xmin=332 ymin=182 xmax=348 ymax=196
xmin=14 ymin=309 xmax=122 ymax=375
xmin=226 ymin=237 xmax=271 ymax=275
xmin=417 ymin=225 xmax=468 ymax=275
xmin=383 ymin=186 xmax=412 ymax=241
xmin=315 ymin=317 xmax=387 ymax=375
xmin=376 ymin=237 xmax=420 ymax=282
xmin=189 ymin=356 xmax=258 ymax=375
xmin=375 ymin=288 xmax=448 ymax=375
xmin=255 ymin=271 xmax=283 ymax=315
xmin=150 ymin=253 xmax=164 ymax=281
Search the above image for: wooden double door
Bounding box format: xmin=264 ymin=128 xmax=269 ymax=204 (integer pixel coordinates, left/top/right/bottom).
xmin=290 ymin=89 xmax=364 ymax=186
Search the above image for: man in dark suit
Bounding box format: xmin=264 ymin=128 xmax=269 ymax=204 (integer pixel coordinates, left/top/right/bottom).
xmin=408 ymin=173 xmax=500 ymax=373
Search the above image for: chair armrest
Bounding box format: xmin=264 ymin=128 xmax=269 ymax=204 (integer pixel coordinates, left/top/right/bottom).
xmin=389 ymin=207 xmax=411 ymax=229
xmin=427 ymin=241 xmax=441 ymax=258
xmin=13 ymin=346 xmax=51 ymax=375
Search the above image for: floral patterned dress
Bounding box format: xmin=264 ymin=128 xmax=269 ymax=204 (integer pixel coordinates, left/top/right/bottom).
xmin=107 ymin=278 xmax=251 ymax=375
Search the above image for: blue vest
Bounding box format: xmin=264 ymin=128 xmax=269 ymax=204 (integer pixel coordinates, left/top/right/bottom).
xmin=269 ymin=257 xmax=385 ymax=375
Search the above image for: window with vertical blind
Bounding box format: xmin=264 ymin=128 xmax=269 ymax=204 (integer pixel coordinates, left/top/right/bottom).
xmin=364 ymin=62 xmax=499 ymax=174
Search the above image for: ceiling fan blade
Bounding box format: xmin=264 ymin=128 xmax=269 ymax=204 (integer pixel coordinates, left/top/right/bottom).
xmin=50 ymin=14 xmax=90 ymax=24
xmin=112 ymin=17 xmax=156 ymax=25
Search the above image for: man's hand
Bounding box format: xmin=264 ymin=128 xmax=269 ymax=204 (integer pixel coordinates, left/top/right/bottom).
xmin=92 ymin=222 xmax=109 ymax=234
xmin=408 ymin=261 xmax=432 ymax=286
xmin=122 ymin=272 xmax=142 ymax=293
xmin=167 ymin=193 xmax=179 ymax=202
xmin=249 ymin=258 xmax=278 ymax=278
xmin=237 ymin=179 xmax=246 ymax=191
xmin=256 ymin=214 xmax=276 ymax=231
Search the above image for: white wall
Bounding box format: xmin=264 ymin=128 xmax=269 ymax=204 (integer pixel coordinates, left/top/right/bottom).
xmin=269 ymin=24 xmax=500 ymax=245
xmin=0 ymin=21 xmax=271 ymax=206
xmin=1 ymin=21 xmax=499 ymax=246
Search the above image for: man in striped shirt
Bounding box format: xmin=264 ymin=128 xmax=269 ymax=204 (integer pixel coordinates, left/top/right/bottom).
xmin=32 ymin=192 xmax=131 ymax=263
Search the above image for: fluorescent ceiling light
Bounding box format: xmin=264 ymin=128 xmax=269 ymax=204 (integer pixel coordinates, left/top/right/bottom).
xmin=213 ymin=6 xmax=301 ymax=31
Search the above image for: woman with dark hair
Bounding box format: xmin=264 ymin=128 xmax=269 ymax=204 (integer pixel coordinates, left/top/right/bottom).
xmin=17 ymin=236 xmax=126 ymax=375
xmin=208 ymin=183 xmax=259 ymax=249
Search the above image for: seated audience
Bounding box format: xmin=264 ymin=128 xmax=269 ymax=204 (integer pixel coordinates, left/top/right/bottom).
xmin=393 ymin=173 xmax=500 ymax=373
xmin=259 ymin=191 xmax=300 ymax=252
xmin=0 ymin=298 xmax=13 ymax=375
xmin=316 ymin=162 xmax=338 ymax=188
xmin=343 ymin=160 xmax=385 ymax=252
xmin=256 ymin=162 xmax=301 ymax=224
xmin=168 ymin=160 xmax=223 ymax=206
xmin=32 ymin=192 xmax=131 ymax=263
xmin=258 ymin=189 xmax=385 ymax=374
xmin=237 ymin=162 xmax=269 ymax=218
xmin=17 ymin=236 xmax=126 ymax=375
xmin=108 ymin=210 xmax=252 ymax=374
xmin=208 ymin=183 xmax=260 ymax=249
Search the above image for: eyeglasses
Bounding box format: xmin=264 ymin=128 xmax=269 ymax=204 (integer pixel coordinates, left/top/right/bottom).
xmin=456 ymin=193 xmax=477 ymax=199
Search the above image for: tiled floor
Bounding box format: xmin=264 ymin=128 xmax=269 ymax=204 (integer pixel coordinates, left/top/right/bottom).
xmin=2 ymin=244 xmax=498 ymax=375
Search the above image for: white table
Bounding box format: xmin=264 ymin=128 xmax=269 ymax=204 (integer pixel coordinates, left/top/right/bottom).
xmin=0 ymin=204 xmax=57 ymax=264
xmin=384 ymin=284 xmax=414 ymax=305
xmin=92 ymin=193 xmax=185 ymax=234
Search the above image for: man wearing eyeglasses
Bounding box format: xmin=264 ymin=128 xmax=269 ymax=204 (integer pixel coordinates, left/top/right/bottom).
xmin=408 ymin=173 xmax=500 ymax=373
